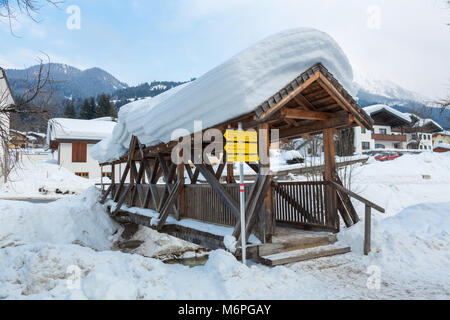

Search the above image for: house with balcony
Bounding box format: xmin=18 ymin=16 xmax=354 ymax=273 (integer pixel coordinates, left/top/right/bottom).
xmin=354 ymin=104 xmax=411 ymax=154
xmin=354 ymin=104 xmax=441 ymax=154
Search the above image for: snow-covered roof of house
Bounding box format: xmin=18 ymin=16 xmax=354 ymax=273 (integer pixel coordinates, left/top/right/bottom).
xmin=363 ymin=104 xmax=412 ymax=127
xmin=0 ymin=67 xmax=15 ymax=110
xmin=415 ymin=118 xmax=443 ymax=132
xmin=91 ymin=28 xmax=366 ymax=163
xmin=47 ymin=118 xmax=117 ymax=145
xmin=433 ymin=143 xmax=450 ymax=150
xmin=433 ymin=130 xmax=450 ymax=137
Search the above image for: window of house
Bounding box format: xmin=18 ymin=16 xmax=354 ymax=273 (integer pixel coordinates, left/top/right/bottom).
xmin=102 ymin=172 xmax=112 ymax=179
xmin=375 ymin=144 xmax=385 ymax=149
xmin=379 ymin=128 xmax=387 ymax=134
xmin=75 ymin=172 xmax=89 ymax=179
xmin=361 ymin=128 xmax=366 ymax=134
xmin=72 ymin=142 xmax=87 ymax=163
xmin=362 ymin=142 xmax=370 ymax=150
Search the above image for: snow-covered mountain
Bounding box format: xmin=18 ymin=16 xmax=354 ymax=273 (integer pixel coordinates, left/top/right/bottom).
xmin=354 ymin=71 xmax=449 ymax=129
xmin=354 ymin=70 xmax=426 ymax=106
xmin=6 ymin=63 xmax=128 ymax=99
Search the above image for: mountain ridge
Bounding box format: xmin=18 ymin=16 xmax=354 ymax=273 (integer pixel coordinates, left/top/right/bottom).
xmin=6 ymin=63 xmax=128 ymax=99
xmin=4 ymin=63 xmax=449 ymax=130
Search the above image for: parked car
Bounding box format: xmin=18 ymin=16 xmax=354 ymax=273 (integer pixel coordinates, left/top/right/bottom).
xmin=375 ymin=152 xmax=402 ymax=161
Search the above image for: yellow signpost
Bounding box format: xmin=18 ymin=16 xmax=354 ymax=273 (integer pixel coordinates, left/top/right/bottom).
xmin=224 ymin=129 xmax=259 ymax=163
xmin=224 ymin=127 xmax=260 ymax=266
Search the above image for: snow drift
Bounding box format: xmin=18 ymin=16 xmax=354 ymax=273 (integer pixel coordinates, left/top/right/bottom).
xmin=0 ymin=187 xmax=122 ymax=251
xmin=91 ymin=28 xmax=356 ymax=163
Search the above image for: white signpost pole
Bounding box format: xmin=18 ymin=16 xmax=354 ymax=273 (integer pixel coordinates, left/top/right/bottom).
xmin=238 ymin=122 xmax=246 ymax=265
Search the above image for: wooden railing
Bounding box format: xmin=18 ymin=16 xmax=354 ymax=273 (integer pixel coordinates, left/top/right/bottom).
xmin=273 ymin=181 xmax=336 ymax=232
xmin=183 ymin=184 xmax=252 ymax=227
xmin=329 ymin=181 xmax=385 ymax=255
xmin=371 ymin=133 xmax=406 ymax=142
xmin=106 ymin=180 xmax=384 ymax=255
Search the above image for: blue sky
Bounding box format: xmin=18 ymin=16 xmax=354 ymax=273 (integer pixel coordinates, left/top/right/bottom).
xmin=0 ymin=0 xmax=449 ymax=98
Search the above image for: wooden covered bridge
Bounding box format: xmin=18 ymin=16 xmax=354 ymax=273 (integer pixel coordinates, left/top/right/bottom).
xmin=99 ymin=63 xmax=384 ymax=265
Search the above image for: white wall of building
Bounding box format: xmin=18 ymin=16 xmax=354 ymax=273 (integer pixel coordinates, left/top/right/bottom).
xmin=58 ymin=142 xmax=128 ymax=182
xmin=58 ymin=143 xmax=104 ymax=180
xmin=406 ymin=132 xmax=433 ymax=151
xmin=354 ymin=127 xmax=374 ymax=154
xmin=354 ymin=125 xmax=433 ymax=154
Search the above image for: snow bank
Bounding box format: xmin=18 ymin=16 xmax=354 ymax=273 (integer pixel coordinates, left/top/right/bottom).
xmin=92 ymin=28 xmax=355 ymax=163
xmin=0 ymin=187 xmax=122 ymax=251
xmin=0 ymin=159 xmax=94 ymax=199
xmin=338 ymin=201 xmax=450 ymax=294
xmin=0 ymin=246 xmax=331 ymax=299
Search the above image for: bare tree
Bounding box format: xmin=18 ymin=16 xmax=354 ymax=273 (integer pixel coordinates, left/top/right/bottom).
xmin=0 ymin=57 xmax=53 ymax=182
xmin=0 ymin=0 xmax=61 ymax=21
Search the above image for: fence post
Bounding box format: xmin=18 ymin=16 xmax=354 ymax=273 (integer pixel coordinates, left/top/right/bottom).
xmin=364 ymin=205 xmax=371 ymax=255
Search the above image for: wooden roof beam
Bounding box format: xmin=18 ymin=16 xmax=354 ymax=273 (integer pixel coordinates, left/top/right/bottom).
xmin=258 ymin=72 xmax=320 ymax=120
xmin=316 ymin=74 xmax=370 ymax=129
xmin=293 ymin=93 xmax=316 ymax=110
xmin=281 ymin=108 xmax=333 ymax=121
xmin=278 ymin=114 xmax=352 ymax=140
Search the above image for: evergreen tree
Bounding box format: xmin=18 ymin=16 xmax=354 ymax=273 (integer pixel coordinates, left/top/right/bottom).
xmin=63 ymin=100 xmax=77 ymax=118
xmin=96 ymin=93 xmax=117 ymax=118
xmin=79 ymin=98 xmax=97 ymax=119
xmin=79 ymin=99 xmax=90 ymax=119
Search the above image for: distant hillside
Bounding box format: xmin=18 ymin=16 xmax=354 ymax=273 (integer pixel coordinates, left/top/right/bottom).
xmin=111 ymin=80 xmax=193 ymax=109
xmin=355 ymin=73 xmax=449 ymax=129
xmin=6 ymin=63 xmax=128 ymax=100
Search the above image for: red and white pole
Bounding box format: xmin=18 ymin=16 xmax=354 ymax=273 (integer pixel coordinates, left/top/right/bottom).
xmin=238 ymin=122 xmax=246 ymax=265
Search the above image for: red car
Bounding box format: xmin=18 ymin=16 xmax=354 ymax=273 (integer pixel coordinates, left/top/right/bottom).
xmin=375 ymin=153 xmax=402 ymax=161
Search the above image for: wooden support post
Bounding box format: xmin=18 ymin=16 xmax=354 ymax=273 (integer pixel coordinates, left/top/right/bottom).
xmin=260 ymin=123 xmax=274 ymax=242
xmin=177 ymin=153 xmax=185 ymax=221
xmin=101 ymin=165 xmax=104 ymax=192
xmin=323 ymin=128 xmax=338 ymax=231
xmin=364 ymin=205 xmax=371 ymax=255
xmin=226 ymin=163 xmax=235 ymax=184
xmin=111 ymin=164 xmax=115 ymax=198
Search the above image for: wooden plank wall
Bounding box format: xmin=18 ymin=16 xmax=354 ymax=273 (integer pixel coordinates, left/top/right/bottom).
xmin=111 ymin=181 xmax=337 ymax=232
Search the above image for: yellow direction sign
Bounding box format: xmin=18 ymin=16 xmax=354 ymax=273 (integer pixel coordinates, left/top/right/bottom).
xmin=224 ymin=130 xmax=258 ymax=143
xmin=224 ymin=142 xmax=258 ymax=154
xmin=224 ymin=129 xmax=259 ymax=163
xmin=227 ymin=154 xmax=259 ymax=163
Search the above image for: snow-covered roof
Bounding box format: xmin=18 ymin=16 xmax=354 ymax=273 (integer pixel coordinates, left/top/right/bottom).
xmin=433 ymin=143 xmax=450 ymax=150
xmin=47 ymin=118 xmax=117 ymax=144
xmin=415 ymin=118 xmax=443 ymax=132
xmin=92 ymin=28 xmax=358 ymax=163
xmin=434 ymin=130 xmax=450 ymax=137
xmin=363 ymin=104 xmax=412 ymax=125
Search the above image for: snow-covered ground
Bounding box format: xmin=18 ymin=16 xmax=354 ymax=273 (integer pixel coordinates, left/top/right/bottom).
xmin=0 ymin=159 xmax=95 ymax=199
xmin=0 ymin=153 xmax=448 ymax=299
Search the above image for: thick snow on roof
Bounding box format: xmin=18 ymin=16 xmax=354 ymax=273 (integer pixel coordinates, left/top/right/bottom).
xmin=416 ymin=118 xmax=443 ymax=131
xmin=92 ymin=28 xmax=356 ymax=163
xmin=47 ymin=118 xmax=117 ymax=143
xmin=363 ymin=104 xmax=412 ymax=124
xmin=434 ymin=143 xmax=450 ymax=150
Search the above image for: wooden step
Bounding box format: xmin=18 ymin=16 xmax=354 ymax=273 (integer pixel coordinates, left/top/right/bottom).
xmin=260 ymin=245 xmax=351 ymax=266
xmin=258 ymin=233 xmax=337 ymax=257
